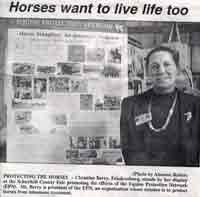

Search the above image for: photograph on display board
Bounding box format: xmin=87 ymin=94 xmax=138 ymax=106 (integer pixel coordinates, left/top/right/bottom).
xmin=101 ymin=149 xmax=123 ymax=164
xmin=94 ymin=97 xmax=104 ymax=111
xmin=12 ymin=76 xmax=32 ymax=100
xmin=86 ymin=48 xmax=105 ymax=63
xmin=15 ymin=111 xmax=32 ymax=124
xmin=12 ymin=63 xmax=35 ymax=75
xmin=83 ymin=65 xmax=102 ymax=78
xmin=68 ymin=45 xmax=85 ymax=62
xmin=66 ymin=149 xmax=79 ymax=160
xmin=80 ymin=94 xmax=93 ymax=111
xmin=18 ymin=124 xmax=40 ymax=135
xmin=36 ymin=65 xmax=56 ymax=75
xmin=70 ymin=78 xmax=88 ymax=92
xmin=49 ymin=77 xmax=70 ymax=92
xmin=70 ymin=136 xmax=88 ymax=149
xmin=108 ymin=47 xmax=122 ymax=64
xmin=50 ymin=113 xmax=67 ymax=126
xmin=88 ymin=136 xmax=107 ymax=149
xmin=57 ymin=62 xmax=81 ymax=76
xmin=79 ymin=149 xmax=98 ymax=159
xmin=33 ymin=78 xmax=47 ymax=99
xmin=109 ymin=136 xmax=121 ymax=149
xmin=101 ymin=65 xmax=121 ymax=78
xmin=103 ymin=95 xmax=121 ymax=110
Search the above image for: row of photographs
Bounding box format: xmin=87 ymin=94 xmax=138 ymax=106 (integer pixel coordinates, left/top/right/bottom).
xmin=13 ymin=94 xmax=121 ymax=111
xmin=14 ymin=110 xmax=121 ymax=142
xmin=15 ymin=122 xmax=120 ymax=137
xmin=55 ymin=45 xmax=123 ymax=64
xmin=12 ymin=76 xmax=121 ymax=110
xmin=79 ymin=94 xmax=121 ymax=111
xmin=12 ymin=62 xmax=121 ymax=78
xmin=13 ymin=76 xmax=88 ymax=99
xmin=70 ymin=136 xmax=120 ymax=149
xmin=66 ymin=149 xmax=123 ymax=165
xmin=15 ymin=111 xmax=67 ymax=126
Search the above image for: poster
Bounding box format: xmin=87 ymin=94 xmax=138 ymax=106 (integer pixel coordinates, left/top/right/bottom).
xmin=6 ymin=22 xmax=128 ymax=164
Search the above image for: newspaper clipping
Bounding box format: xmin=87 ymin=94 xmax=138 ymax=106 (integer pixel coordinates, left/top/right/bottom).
xmin=0 ymin=0 xmax=200 ymax=196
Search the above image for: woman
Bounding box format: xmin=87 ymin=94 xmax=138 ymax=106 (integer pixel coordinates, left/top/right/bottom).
xmin=120 ymin=46 xmax=200 ymax=166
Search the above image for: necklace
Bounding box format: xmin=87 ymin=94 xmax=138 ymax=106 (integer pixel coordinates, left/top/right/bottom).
xmin=147 ymin=92 xmax=177 ymax=132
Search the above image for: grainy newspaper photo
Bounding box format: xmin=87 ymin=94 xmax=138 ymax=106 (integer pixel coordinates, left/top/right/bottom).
xmin=0 ymin=0 xmax=200 ymax=196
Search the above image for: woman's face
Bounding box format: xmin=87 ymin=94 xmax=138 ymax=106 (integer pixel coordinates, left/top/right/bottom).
xmin=148 ymin=51 xmax=177 ymax=90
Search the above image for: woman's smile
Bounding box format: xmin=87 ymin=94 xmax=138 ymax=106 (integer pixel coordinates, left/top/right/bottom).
xmin=148 ymin=51 xmax=177 ymax=93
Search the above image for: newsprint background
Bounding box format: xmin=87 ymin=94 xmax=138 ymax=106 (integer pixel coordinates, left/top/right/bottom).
xmin=0 ymin=0 xmax=200 ymax=196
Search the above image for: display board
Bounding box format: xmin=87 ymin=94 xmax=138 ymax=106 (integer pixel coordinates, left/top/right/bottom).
xmin=6 ymin=23 xmax=128 ymax=164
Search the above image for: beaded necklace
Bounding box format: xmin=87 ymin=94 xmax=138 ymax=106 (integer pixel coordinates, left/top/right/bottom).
xmin=147 ymin=92 xmax=178 ymax=132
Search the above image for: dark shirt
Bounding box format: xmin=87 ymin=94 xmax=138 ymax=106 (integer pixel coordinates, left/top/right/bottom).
xmin=142 ymin=90 xmax=184 ymax=166
xmin=120 ymin=89 xmax=200 ymax=166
